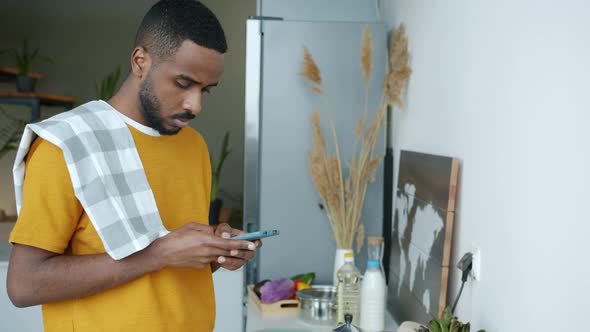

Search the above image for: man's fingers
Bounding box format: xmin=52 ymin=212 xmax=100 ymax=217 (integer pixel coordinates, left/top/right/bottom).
xmin=215 ymin=223 xmax=233 ymax=236
xmin=208 ymin=237 xmax=256 ymax=251
xmin=219 ymin=256 xmax=246 ymax=271
xmin=230 ymin=228 xmax=246 ymax=237
xmin=215 ymin=224 xmax=247 ymax=239
xmin=227 ymin=249 xmax=255 ymax=260
xmin=185 ymin=222 xmax=214 ymax=234
xmin=203 ymin=247 xmax=233 ymax=258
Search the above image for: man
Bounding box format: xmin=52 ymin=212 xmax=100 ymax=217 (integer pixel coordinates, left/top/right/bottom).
xmin=6 ymin=1 xmax=257 ymax=331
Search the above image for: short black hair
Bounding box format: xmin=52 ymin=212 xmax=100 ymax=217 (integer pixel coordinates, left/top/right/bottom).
xmin=134 ymin=0 xmax=227 ymax=62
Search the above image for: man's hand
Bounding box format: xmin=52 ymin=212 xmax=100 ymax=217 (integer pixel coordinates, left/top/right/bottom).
xmin=149 ymin=222 xmax=256 ymax=270
xmin=7 ymin=222 xmax=256 ymax=307
xmin=210 ymin=223 xmax=262 ymax=271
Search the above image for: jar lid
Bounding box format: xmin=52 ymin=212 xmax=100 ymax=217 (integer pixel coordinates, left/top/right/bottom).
xmin=296 ymin=286 xmax=336 ymax=301
xmin=368 ymin=237 xmax=384 ymax=244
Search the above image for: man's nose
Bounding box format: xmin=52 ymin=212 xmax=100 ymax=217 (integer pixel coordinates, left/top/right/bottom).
xmin=183 ymin=92 xmax=202 ymax=115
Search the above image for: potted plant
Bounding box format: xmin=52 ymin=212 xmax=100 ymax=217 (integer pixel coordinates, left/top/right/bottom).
xmin=209 ymin=131 xmax=231 ymax=225
xmin=95 ymin=66 xmax=122 ymax=100
xmin=1 ymin=38 xmax=53 ymax=92
xmin=218 ymin=190 xmax=243 ymax=230
xmin=0 ymin=111 xmax=25 ymax=160
xmin=417 ymin=308 xmax=486 ymax=332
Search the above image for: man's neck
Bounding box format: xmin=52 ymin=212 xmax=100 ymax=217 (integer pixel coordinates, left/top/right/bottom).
xmin=107 ymin=76 xmax=148 ymax=126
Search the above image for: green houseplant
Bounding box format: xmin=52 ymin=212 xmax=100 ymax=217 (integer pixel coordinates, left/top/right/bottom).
xmin=417 ymin=308 xmax=486 ymax=332
xmin=209 ymin=131 xmax=231 ymax=225
xmin=1 ymin=38 xmax=53 ymax=92
xmin=95 ymin=66 xmax=122 ymax=100
xmin=0 ymin=110 xmax=26 ymax=160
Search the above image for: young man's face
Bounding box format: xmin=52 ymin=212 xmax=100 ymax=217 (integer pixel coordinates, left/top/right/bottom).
xmin=139 ymin=40 xmax=224 ymax=135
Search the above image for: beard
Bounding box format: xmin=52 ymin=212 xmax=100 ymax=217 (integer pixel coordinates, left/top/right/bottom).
xmin=139 ymin=75 xmax=195 ymax=136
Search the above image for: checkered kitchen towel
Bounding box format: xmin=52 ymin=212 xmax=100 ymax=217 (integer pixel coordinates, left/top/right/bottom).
xmin=13 ymin=100 xmax=169 ymax=260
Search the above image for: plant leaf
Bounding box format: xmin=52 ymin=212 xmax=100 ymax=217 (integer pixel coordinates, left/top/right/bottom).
xmin=211 ymin=131 xmax=232 ymax=201
xmin=31 ymin=48 xmax=39 ymax=61
xmin=429 ymin=321 xmax=442 ymax=332
xmin=96 ymin=66 xmax=122 ymax=100
xmin=462 ymin=322 xmax=470 ymax=332
xmin=37 ymin=55 xmax=54 ymax=64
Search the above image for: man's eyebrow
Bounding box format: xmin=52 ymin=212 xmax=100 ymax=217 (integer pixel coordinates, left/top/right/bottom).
xmin=177 ymin=74 xmax=218 ymax=87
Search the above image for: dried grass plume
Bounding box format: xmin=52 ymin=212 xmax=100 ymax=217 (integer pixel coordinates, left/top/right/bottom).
xmin=301 ymin=47 xmax=323 ymax=94
xmin=361 ymin=25 xmax=372 ymax=87
xmin=384 ymin=23 xmax=412 ymax=107
xmin=356 ymin=223 xmax=365 ymax=253
xmin=301 ymin=25 xmax=387 ymax=251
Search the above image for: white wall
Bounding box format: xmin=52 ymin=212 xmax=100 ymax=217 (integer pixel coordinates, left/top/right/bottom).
xmin=381 ymin=0 xmax=590 ymax=331
xmin=0 ymin=0 xmax=255 ymax=216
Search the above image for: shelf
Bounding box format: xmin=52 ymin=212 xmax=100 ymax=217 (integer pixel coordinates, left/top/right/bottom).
xmin=0 ymin=92 xmax=75 ymax=121
xmin=0 ymin=92 xmax=75 ymax=106
xmin=0 ymin=66 xmax=42 ymax=83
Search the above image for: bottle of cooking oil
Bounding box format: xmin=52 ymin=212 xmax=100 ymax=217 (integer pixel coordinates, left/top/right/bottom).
xmin=336 ymin=252 xmax=361 ymax=325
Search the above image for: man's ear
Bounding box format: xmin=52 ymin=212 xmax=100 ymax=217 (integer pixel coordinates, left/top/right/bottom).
xmin=130 ymin=46 xmax=151 ymax=79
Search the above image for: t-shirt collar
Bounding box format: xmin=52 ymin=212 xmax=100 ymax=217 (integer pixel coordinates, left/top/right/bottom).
xmin=98 ymin=100 xmax=161 ymax=137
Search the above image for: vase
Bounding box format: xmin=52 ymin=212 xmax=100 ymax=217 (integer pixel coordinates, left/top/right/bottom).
xmin=16 ymin=75 xmax=36 ymax=92
xmin=333 ymin=248 xmax=354 ymax=286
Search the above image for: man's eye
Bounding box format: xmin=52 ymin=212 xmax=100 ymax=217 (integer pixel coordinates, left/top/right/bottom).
xmin=176 ymin=81 xmax=190 ymax=89
xmin=202 ymin=87 xmax=212 ymax=94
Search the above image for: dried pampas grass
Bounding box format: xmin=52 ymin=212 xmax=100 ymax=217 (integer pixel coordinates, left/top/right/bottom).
xmin=356 ymin=223 xmax=365 ymax=254
xmin=301 ymin=47 xmax=322 ymax=94
xmin=361 ymin=25 xmax=373 ymax=88
xmin=301 ymin=24 xmax=388 ymax=252
xmin=384 ymin=23 xmax=412 ymax=107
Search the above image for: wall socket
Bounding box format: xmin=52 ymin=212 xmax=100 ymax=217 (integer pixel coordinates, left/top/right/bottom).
xmin=470 ymin=247 xmax=481 ymax=281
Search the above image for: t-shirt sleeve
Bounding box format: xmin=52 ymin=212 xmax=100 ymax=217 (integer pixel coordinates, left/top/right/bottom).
xmin=9 ymin=137 xmax=83 ymax=253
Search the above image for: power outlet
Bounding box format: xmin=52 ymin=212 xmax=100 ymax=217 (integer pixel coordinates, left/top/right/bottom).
xmin=471 ymin=247 xmax=481 ymax=281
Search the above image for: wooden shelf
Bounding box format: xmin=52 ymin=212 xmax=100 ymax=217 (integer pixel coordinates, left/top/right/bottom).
xmin=0 ymin=216 xmax=16 ymax=223
xmin=0 ymin=66 xmax=42 ymax=83
xmin=0 ymin=92 xmax=75 ymax=121
xmin=0 ymin=92 xmax=75 ymax=106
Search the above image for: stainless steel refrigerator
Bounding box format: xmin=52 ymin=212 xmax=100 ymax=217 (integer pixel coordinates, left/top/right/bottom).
xmin=243 ymin=17 xmax=386 ymax=286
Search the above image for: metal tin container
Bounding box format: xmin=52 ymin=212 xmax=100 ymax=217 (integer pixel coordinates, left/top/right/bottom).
xmin=296 ymin=285 xmax=337 ymax=325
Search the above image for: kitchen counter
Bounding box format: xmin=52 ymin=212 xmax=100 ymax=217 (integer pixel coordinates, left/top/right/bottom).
xmin=246 ymin=296 xmax=399 ymax=332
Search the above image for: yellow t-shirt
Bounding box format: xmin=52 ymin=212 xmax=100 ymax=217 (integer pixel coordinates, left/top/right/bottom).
xmin=9 ymin=123 xmax=214 ymax=332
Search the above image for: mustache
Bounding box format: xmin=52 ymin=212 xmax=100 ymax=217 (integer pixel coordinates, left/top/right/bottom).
xmin=172 ymin=113 xmax=196 ymax=121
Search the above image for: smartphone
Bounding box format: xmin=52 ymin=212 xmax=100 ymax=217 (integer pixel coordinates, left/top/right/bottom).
xmin=231 ymin=229 xmax=279 ymax=241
